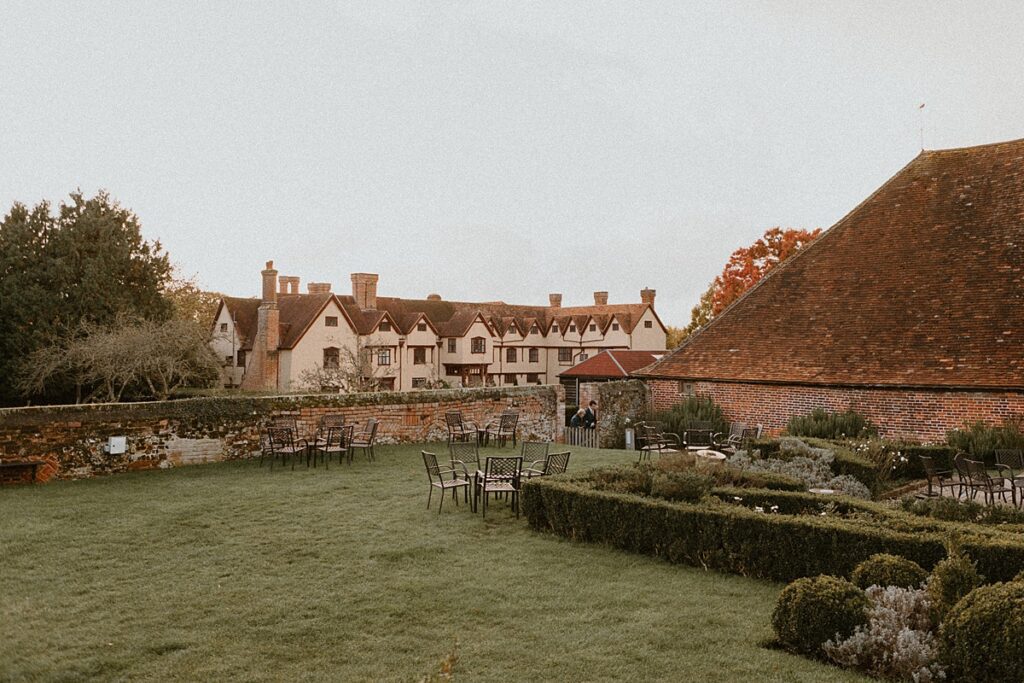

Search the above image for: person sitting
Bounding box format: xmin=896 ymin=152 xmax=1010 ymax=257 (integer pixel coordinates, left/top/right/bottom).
xmin=583 ymin=400 xmax=598 ymax=429
xmin=569 ymin=408 xmax=586 ymax=428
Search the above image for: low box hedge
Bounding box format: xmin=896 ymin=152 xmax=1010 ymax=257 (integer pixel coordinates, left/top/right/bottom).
xmin=522 ymin=474 xmax=1024 ymax=583
xmin=748 ymin=437 xmax=879 ymax=492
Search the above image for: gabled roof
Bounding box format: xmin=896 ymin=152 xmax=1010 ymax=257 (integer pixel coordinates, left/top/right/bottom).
xmin=218 ymin=297 xmax=260 ymax=350
xmin=220 ymin=293 xmax=346 ymax=350
xmin=637 ymin=138 xmax=1024 ymax=390
xmin=559 ymin=350 xmax=663 ymax=379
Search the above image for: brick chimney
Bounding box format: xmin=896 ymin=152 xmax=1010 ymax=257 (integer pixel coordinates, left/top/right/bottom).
xmin=278 ymin=275 xmax=299 ymax=295
xmin=426 ymin=293 xmax=442 ymax=301
xmin=351 ymin=273 xmax=379 ymax=310
xmin=308 ymin=282 xmax=331 ymax=294
xmin=593 ymin=291 xmax=608 ymax=306
xmin=261 ymin=261 xmax=278 ymax=304
xmin=549 ymin=293 xmax=562 ymax=308
xmin=641 ymin=288 xmax=656 ymax=306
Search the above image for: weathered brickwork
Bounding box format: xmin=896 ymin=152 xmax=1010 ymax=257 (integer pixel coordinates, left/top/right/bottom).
xmin=649 ymin=379 xmax=1024 ymax=443
xmin=0 ymin=385 xmax=565 ymax=483
xmin=579 ymin=380 xmax=649 ymax=448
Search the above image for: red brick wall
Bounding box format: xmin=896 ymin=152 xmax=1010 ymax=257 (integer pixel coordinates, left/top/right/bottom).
xmin=648 ymin=379 xmax=1024 ymax=443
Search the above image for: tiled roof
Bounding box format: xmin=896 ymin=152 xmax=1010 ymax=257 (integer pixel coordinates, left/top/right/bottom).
xmin=221 ymin=294 xmax=335 ymax=350
xmin=220 ymin=297 xmax=259 ymax=350
xmin=559 ymin=350 xmax=662 ymax=379
xmin=636 ymin=138 xmax=1024 ymax=390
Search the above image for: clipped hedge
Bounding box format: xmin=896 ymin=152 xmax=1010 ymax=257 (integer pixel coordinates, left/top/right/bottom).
xmin=522 ymin=474 xmax=1024 ymax=583
xmin=772 ymin=576 xmax=868 ymax=656
xmin=850 ymin=553 xmax=928 ymax=590
xmin=940 ymin=581 xmax=1024 ymax=682
xmin=747 ymin=437 xmax=879 ymax=492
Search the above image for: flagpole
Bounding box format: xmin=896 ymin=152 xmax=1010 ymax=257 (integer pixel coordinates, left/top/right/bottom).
xmin=918 ymin=103 xmax=926 ymax=150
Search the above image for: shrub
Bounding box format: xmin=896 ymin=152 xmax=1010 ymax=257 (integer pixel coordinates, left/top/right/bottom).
xmin=772 ymin=576 xmax=868 ymax=656
xmin=940 ymin=581 xmax=1024 ymax=682
xmin=786 ymin=408 xmax=878 ymax=440
xmin=651 ymin=397 xmax=728 ymax=438
xmin=947 ymin=419 xmax=1024 ymax=463
xmin=928 ymin=554 xmax=983 ymax=622
xmin=900 ymin=496 xmax=1024 ymax=527
xmin=649 ymin=471 xmax=712 ymax=503
xmin=851 ymin=553 xmax=928 ymax=589
xmin=730 ymin=439 xmax=873 ymax=499
xmin=825 ymin=585 xmax=945 ymax=682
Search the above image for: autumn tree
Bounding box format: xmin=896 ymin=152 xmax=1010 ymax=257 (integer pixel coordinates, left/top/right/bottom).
xmin=166 ymin=272 xmax=223 ymax=326
xmin=682 ymin=227 xmax=821 ymax=339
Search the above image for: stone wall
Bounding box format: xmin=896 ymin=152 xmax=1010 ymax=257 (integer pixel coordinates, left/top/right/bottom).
xmin=0 ymin=385 xmax=565 ymax=482
xmin=649 ymin=378 xmax=1024 ymax=443
xmin=579 ymin=380 xmax=649 ymax=448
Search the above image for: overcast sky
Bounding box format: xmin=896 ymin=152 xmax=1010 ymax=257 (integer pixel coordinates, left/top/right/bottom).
xmin=3 ymin=2 xmax=1023 ymax=325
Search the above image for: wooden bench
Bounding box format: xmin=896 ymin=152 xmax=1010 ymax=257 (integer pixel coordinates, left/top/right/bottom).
xmin=0 ymin=460 xmax=45 ymax=485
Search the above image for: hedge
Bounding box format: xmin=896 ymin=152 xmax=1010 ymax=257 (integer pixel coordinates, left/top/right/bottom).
xmin=748 ymin=437 xmax=879 ymax=492
xmin=522 ymin=475 xmax=1024 ymax=583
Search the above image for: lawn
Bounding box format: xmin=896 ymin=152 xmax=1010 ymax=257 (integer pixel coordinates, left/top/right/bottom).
xmin=1 ymin=443 xmax=867 ymax=682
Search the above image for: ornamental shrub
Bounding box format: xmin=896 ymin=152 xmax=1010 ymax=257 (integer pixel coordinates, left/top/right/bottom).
xmin=939 ymin=581 xmax=1024 ymax=682
xmin=927 ymin=554 xmax=983 ymax=622
xmin=651 ymin=397 xmax=728 ymax=438
xmin=786 ymin=408 xmax=878 ymax=440
xmin=649 ymin=470 xmax=712 ymax=503
xmin=901 ymin=496 xmax=1024 ymax=527
xmin=946 ymin=419 xmax=1024 ymax=463
xmin=772 ymin=575 xmax=869 ymax=656
xmin=851 ymin=553 xmax=928 ymax=590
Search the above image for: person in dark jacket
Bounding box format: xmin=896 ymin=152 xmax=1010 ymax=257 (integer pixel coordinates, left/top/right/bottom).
xmin=569 ymin=408 xmax=586 ymax=428
xmin=583 ymin=401 xmax=598 ymax=429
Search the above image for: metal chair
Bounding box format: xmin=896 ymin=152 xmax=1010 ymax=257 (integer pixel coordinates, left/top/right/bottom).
xmin=422 ymin=450 xmax=470 ymax=513
xmin=350 ymin=418 xmax=379 ymax=461
xmin=521 ymin=442 xmax=552 ymax=479
xmin=965 ymin=457 xmax=1012 ymax=505
xmin=953 ymin=453 xmax=972 ymax=499
xmin=636 ymin=423 xmax=663 ymax=462
xmin=683 ymin=428 xmax=715 ymax=451
xmin=919 ymin=455 xmax=957 ymax=498
xmin=523 ymin=451 xmax=571 ymax=480
xmin=486 ymin=412 xmax=519 ymax=448
xmin=266 ymin=426 xmax=307 ymax=470
xmin=474 ymin=456 xmax=522 ymax=517
xmin=996 ymin=449 xmax=1024 ymax=507
xmin=311 ymin=424 xmax=353 ymax=467
xmin=449 ymin=441 xmax=481 ymax=481
xmin=445 ymin=411 xmax=476 ymax=444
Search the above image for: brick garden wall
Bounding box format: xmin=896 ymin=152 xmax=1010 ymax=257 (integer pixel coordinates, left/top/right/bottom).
xmin=0 ymin=385 xmax=565 ymax=483
xmin=649 ymin=378 xmax=1024 ymax=443
xmin=579 ymin=380 xmax=649 ymax=448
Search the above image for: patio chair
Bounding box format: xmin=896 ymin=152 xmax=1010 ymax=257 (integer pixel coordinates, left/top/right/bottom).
xmin=919 ymin=455 xmax=958 ymax=498
xmin=258 ymin=428 xmax=277 ymax=469
xmin=449 ymin=441 xmax=482 ymax=481
xmin=266 ymin=426 xmax=308 ymax=471
xmin=716 ymin=422 xmax=746 ymax=448
xmin=683 ymin=427 xmax=715 ymax=451
xmin=311 ymin=424 xmax=354 ymax=468
xmin=995 ymin=449 xmax=1024 ymax=507
xmin=964 ymin=457 xmax=1012 ymax=506
xmin=520 ymin=442 xmax=551 ymax=479
xmin=721 ymin=426 xmax=760 ymax=455
xmin=523 ymin=451 xmax=571 ymax=480
xmin=350 ymin=418 xmax=379 ymax=462
xmin=445 ymin=411 xmax=477 ymax=444
xmin=647 ymin=422 xmax=682 ymax=453
xmin=270 ymin=416 xmax=301 ymax=436
xmin=486 ymin=412 xmax=519 ymax=448
xmin=636 ymin=423 xmax=664 ymax=462
xmin=474 ymin=456 xmax=522 ymax=518
xmin=952 ymin=453 xmax=973 ymax=500
xmin=422 ymin=450 xmax=470 ymax=514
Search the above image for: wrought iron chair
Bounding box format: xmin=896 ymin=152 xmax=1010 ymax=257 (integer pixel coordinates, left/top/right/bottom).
xmin=523 ymin=450 xmax=571 ymax=480
xmin=995 ymin=449 xmax=1024 ymax=507
xmin=311 ymin=424 xmax=354 ymax=467
xmin=965 ymin=457 xmax=1012 ymax=505
xmin=449 ymin=441 xmax=481 ymax=481
xmin=520 ymin=442 xmax=552 ymax=479
xmin=716 ymin=422 xmax=746 ymax=449
xmin=266 ymin=426 xmax=308 ymax=470
xmin=636 ymin=423 xmax=663 ymax=462
xmin=952 ymin=453 xmax=972 ymax=499
xmin=422 ymin=450 xmax=470 ymax=513
xmin=486 ymin=412 xmax=519 ymax=448
xmin=474 ymin=456 xmax=522 ymax=518
xmin=919 ymin=455 xmax=957 ymax=498
xmin=350 ymin=418 xmax=379 ymax=462
xmin=683 ymin=427 xmax=716 ymax=451
xmin=445 ymin=411 xmax=477 ymax=444
xmin=258 ymin=428 xmax=277 ymax=469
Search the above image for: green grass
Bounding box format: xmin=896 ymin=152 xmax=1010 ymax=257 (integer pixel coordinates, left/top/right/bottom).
xmin=1 ymin=444 xmax=866 ymax=682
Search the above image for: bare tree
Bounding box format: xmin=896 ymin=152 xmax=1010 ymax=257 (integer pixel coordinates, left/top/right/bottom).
xmin=297 ymin=336 xmax=396 ymax=393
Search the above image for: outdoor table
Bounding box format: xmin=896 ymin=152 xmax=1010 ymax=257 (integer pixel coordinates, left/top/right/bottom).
xmin=694 ymin=449 xmax=727 ymax=462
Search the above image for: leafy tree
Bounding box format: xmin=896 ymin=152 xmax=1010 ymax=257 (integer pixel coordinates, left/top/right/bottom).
xmin=683 ymin=226 xmax=821 ymax=337
xmin=0 ymin=191 xmax=173 ymax=404
xmin=166 ymin=272 xmax=223 ymax=326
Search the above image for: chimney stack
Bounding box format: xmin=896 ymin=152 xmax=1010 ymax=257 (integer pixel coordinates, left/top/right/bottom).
xmin=641 ymin=288 xmax=656 ymax=306
xmin=351 ymin=273 xmax=379 ymax=310
xmin=261 ymin=261 xmax=278 ymax=304
xmin=308 ymin=282 xmax=331 ymax=294
xmin=549 ymin=293 xmax=562 ymax=308
xmin=593 ymin=291 xmax=608 ymax=306
xmin=278 ymin=275 xmax=300 ymax=295
xmin=426 ymin=293 xmax=442 ymax=301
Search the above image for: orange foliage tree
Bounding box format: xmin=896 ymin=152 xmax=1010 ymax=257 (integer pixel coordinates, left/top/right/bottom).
xmin=679 ymin=227 xmax=821 ymax=340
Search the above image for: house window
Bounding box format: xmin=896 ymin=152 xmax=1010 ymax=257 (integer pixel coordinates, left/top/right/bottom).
xmin=644 ymin=321 xmax=653 ymax=329
xmin=379 ymin=320 xmax=391 ymax=332
xmin=589 ymin=324 xmax=596 ymax=332
xmin=551 ymin=324 xmax=559 ymax=332
xmin=219 ymin=323 xmax=228 ymax=333
xmin=224 ymin=355 xmax=233 ymax=366
xmin=530 ymin=325 xmax=538 ymax=335
xmin=236 ymin=350 xmax=246 ymax=367
xmin=377 ymin=348 xmax=391 ymax=366
xmin=413 ymin=347 xmax=426 ymax=365
xmin=680 ymin=382 xmax=696 ymax=397
xmin=412 ymin=377 xmax=427 ymax=389
xmin=323 ymin=347 xmax=340 ymax=369
xmin=379 ymin=377 xmax=395 ymax=391
xmin=527 ymin=373 xmax=540 ymax=383
xmin=445 ymin=365 xmax=460 ymax=376
xmin=506 ymin=347 xmax=517 ymax=363
xmin=529 ymin=348 xmax=539 ymax=363
xmin=558 ymin=348 xmax=572 ymax=363
xmin=325 ymin=316 xmax=338 ymax=327
xmin=504 ymin=373 xmax=517 ymax=385
xmin=471 ymin=337 xmax=485 ymax=354
xmin=578 ymin=353 xmax=589 ymax=362
xmin=612 ymin=322 xmax=619 ymax=331
xmin=447 ymin=338 xmax=457 ymax=353
xmin=417 ymin=322 xmax=427 ymax=332
xmin=569 ymin=324 xmax=576 ymax=332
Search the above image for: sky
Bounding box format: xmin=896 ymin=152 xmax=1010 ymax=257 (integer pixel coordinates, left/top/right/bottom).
xmin=2 ymin=2 xmax=1023 ymax=325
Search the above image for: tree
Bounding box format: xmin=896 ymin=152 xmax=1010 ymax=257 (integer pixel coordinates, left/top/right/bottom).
xmin=0 ymin=191 xmax=173 ymax=404
xmin=297 ymin=337 xmax=397 ymax=393
xmin=683 ymin=226 xmax=821 ymax=338
xmin=166 ymin=272 xmax=223 ymax=326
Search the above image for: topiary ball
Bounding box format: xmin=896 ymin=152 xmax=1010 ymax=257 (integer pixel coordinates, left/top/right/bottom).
xmin=851 ymin=553 xmax=928 ymax=590
xmin=928 ymin=554 xmax=983 ymax=622
xmin=772 ymin=575 xmax=869 ymax=656
xmin=940 ymin=581 xmax=1024 ymax=682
